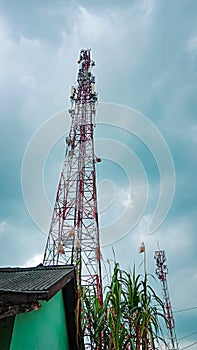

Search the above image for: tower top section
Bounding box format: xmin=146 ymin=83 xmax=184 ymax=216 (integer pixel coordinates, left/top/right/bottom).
xmin=70 ymin=49 xmax=97 ymax=106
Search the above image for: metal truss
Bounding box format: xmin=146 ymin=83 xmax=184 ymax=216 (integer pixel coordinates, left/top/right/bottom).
xmin=43 ymin=49 xmax=102 ymax=301
xmin=155 ymin=250 xmax=179 ymax=350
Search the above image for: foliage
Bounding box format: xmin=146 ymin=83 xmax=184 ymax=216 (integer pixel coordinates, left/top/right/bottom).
xmin=79 ymin=263 xmax=167 ymax=349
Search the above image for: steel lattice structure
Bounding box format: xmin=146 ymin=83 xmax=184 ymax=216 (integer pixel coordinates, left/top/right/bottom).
xmin=43 ymin=49 xmax=102 ymax=301
xmin=154 ymin=250 xmax=179 ymax=350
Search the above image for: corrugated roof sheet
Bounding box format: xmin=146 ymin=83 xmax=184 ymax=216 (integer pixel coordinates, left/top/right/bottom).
xmin=0 ymin=265 xmax=74 ymax=293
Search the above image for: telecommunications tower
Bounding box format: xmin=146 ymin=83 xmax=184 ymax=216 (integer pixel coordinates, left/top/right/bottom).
xmin=154 ymin=250 xmax=179 ymax=350
xmin=43 ymin=49 xmax=102 ymax=300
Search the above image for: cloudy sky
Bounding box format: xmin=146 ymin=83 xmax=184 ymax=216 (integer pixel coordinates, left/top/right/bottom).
xmin=0 ymin=0 xmax=197 ymax=347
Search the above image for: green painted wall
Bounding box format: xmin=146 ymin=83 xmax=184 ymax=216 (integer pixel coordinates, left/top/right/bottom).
xmin=9 ymin=290 xmax=69 ymax=350
xmin=0 ymin=316 xmax=15 ymax=350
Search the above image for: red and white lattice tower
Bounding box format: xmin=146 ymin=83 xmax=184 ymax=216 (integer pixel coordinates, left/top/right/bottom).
xmin=154 ymin=250 xmax=179 ymax=350
xmin=43 ymin=49 xmax=102 ymax=301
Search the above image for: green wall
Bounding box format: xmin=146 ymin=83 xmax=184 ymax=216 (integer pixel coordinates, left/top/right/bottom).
xmin=9 ymin=290 xmax=69 ymax=350
xmin=0 ymin=316 xmax=15 ymax=350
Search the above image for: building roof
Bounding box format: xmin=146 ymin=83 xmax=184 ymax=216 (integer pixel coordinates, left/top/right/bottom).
xmin=0 ymin=265 xmax=75 ymax=303
xmin=0 ymin=265 xmax=78 ymax=349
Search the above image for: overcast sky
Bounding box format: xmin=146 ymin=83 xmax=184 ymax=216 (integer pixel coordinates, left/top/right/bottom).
xmin=0 ymin=0 xmax=197 ymax=348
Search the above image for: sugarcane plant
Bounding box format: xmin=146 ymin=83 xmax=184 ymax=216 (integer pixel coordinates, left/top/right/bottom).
xmin=79 ymin=262 xmax=168 ymax=349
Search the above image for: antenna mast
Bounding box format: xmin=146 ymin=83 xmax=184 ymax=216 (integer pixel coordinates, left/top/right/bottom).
xmin=43 ymin=49 xmax=102 ymax=302
xmin=154 ymin=250 xmax=179 ymax=350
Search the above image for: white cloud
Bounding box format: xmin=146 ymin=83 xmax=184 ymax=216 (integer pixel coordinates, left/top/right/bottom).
xmin=0 ymin=15 xmax=75 ymax=128
xmin=0 ymin=220 xmax=7 ymax=234
xmin=0 ymin=214 xmax=46 ymax=267
xmin=187 ymin=36 xmax=197 ymax=55
xmin=76 ymin=6 xmax=112 ymax=42
xmin=98 ymin=179 xmax=115 ymax=214
xmin=141 ymin=0 xmax=155 ymax=16
xmin=116 ymin=187 xmax=134 ymax=209
xmin=23 ymin=253 xmax=43 ymax=267
xmin=191 ymin=124 xmax=197 ymax=143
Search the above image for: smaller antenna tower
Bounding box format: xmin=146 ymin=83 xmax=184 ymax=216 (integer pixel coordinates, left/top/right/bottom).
xmin=154 ymin=250 xmax=179 ymax=350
